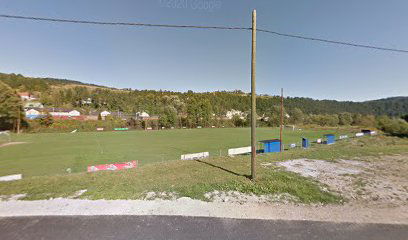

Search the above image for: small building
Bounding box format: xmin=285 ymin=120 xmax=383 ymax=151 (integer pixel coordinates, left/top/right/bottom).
xmin=49 ymin=108 xmax=81 ymax=117
xmin=18 ymin=92 xmax=37 ymax=101
xmin=136 ymin=112 xmax=150 ymax=119
xmin=260 ymin=139 xmax=281 ymax=153
xmin=100 ymin=111 xmax=111 ymax=117
xmin=24 ymin=102 xmax=44 ymax=109
xmin=81 ymin=98 xmax=92 ymax=105
xmin=225 ymin=109 xmax=246 ymax=120
xmin=25 ymin=109 xmax=42 ymax=119
xmin=324 ymin=134 xmax=336 ymax=145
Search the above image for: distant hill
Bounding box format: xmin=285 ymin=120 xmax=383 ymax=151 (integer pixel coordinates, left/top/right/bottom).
xmin=0 ymin=73 xmax=108 ymax=92
xmin=1 ymin=72 xmax=407 ymax=116
xmin=364 ymin=97 xmax=408 ymax=116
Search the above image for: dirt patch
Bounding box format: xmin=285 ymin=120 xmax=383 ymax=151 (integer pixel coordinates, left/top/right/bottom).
xmin=204 ymin=191 xmax=299 ymax=204
xmin=0 ymin=142 xmax=27 ymax=148
xmin=277 ymin=154 xmax=408 ymax=207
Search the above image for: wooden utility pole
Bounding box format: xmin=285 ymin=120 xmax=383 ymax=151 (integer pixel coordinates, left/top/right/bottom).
xmin=17 ymin=106 xmax=21 ymax=134
xmin=280 ymin=88 xmax=284 ymax=152
xmin=251 ymin=10 xmax=257 ymax=180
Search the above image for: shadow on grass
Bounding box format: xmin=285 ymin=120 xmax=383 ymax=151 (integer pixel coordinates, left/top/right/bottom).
xmin=195 ymin=159 xmax=251 ymax=180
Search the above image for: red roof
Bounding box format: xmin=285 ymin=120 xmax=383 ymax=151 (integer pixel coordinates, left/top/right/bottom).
xmin=18 ymin=92 xmax=30 ymax=97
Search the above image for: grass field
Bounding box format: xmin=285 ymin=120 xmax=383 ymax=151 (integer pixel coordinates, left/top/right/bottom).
xmin=0 ymin=127 xmax=350 ymax=177
xmin=0 ymin=135 xmax=407 ymax=203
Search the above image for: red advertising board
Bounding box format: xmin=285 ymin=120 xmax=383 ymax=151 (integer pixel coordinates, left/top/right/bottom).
xmin=87 ymin=161 xmax=137 ymax=173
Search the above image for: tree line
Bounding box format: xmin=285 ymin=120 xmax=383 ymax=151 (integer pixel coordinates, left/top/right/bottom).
xmin=0 ymin=72 xmax=407 ymax=137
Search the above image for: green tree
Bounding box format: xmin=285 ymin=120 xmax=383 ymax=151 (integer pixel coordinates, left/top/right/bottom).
xmin=159 ymin=106 xmax=178 ymax=128
xmin=289 ymin=108 xmax=304 ymax=125
xmin=339 ymin=112 xmax=353 ymax=125
xmin=232 ymin=115 xmax=245 ymax=127
xmin=0 ymin=81 xmax=24 ymax=131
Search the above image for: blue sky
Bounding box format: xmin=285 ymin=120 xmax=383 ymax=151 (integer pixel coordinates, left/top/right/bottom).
xmin=0 ymin=0 xmax=407 ymax=101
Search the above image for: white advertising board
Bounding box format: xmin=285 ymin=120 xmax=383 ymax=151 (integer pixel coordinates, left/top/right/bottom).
xmin=228 ymin=146 xmax=251 ymax=156
xmin=181 ymin=152 xmax=209 ymax=160
xmin=339 ymin=135 xmax=348 ymax=140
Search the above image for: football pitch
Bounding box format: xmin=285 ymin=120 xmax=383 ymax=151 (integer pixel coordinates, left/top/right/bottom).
xmin=0 ymin=128 xmax=343 ymax=177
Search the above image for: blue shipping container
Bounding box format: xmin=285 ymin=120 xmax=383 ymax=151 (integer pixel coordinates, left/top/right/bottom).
xmin=324 ymin=134 xmax=336 ymax=145
xmin=260 ymin=139 xmax=281 ymax=153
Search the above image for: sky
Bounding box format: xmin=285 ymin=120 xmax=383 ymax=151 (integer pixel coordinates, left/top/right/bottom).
xmin=0 ymin=0 xmax=407 ymax=102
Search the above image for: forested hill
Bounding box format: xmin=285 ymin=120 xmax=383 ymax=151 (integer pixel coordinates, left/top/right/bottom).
xmin=1 ymin=72 xmax=407 ymax=116
xmin=0 ymin=73 xmax=107 ymax=91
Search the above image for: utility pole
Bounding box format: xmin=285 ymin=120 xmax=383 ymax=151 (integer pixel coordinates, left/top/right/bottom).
xmin=280 ymin=88 xmax=284 ymax=152
xmin=251 ymin=9 xmax=257 ymax=180
xmin=17 ymin=106 xmax=21 ymax=134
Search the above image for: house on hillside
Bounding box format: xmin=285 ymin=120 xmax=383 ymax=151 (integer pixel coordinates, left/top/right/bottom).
xmin=225 ymin=109 xmax=246 ymax=120
xmin=18 ymin=92 xmax=37 ymax=101
xmin=24 ymin=102 xmax=44 ymax=109
xmin=49 ymin=108 xmax=81 ymax=117
xmin=81 ymin=98 xmax=92 ymax=105
xmin=25 ymin=108 xmax=43 ymax=119
xmin=100 ymin=111 xmax=111 ymax=118
xmin=136 ymin=112 xmax=150 ymax=118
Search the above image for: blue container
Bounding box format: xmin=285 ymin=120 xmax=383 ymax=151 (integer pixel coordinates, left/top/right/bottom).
xmin=324 ymin=134 xmax=336 ymax=145
xmin=302 ymin=138 xmax=310 ymax=148
xmin=260 ymin=139 xmax=281 ymax=153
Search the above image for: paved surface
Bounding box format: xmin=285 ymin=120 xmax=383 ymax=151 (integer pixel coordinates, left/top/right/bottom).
xmin=0 ymin=215 xmax=407 ymax=240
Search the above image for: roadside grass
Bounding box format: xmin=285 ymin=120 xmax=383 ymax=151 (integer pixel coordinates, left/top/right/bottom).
xmin=0 ymin=135 xmax=406 ymax=204
xmin=0 ymin=127 xmax=352 ymax=177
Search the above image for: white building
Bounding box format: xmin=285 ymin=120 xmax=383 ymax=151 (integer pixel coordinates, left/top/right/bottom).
xmin=25 ymin=109 xmax=41 ymax=117
xmin=100 ymin=111 xmax=111 ymax=117
xmin=225 ymin=109 xmax=246 ymax=120
xmin=24 ymin=102 xmax=44 ymax=109
xmin=50 ymin=109 xmax=81 ymax=117
xmin=136 ymin=112 xmax=150 ymax=118
xmin=18 ymin=92 xmax=37 ymax=101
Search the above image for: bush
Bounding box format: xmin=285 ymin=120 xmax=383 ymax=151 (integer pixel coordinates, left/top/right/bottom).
xmin=377 ymin=116 xmax=408 ymax=137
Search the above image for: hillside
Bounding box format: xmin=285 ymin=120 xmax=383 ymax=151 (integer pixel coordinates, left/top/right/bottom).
xmin=1 ymin=72 xmax=407 ymax=116
xmin=0 ymin=73 xmax=108 ymax=92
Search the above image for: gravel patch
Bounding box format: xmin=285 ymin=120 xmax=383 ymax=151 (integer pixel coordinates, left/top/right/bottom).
xmin=204 ymin=191 xmax=299 ymax=204
xmin=277 ymin=156 xmax=408 ymax=207
xmin=277 ymin=159 xmax=362 ymax=178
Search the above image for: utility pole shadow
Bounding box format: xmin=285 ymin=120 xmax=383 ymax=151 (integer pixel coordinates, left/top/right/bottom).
xmin=195 ymin=159 xmax=251 ymax=180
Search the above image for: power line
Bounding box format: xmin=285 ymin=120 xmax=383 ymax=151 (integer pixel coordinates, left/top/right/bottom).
xmin=257 ymin=29 xmax=408 ymax=53
xmin=1 ymin=14 xmax=407 ymax=53
xmin=0 ymin=14 xmax=250 ymax=31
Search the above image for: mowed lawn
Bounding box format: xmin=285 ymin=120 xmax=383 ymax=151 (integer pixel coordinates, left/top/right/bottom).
xmin=1 ymin=128 xmax=346 ymax=177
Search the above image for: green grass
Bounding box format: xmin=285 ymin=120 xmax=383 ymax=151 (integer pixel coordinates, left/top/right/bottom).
xmin=0 ymin=133 xmax=407 ymax=204
xmin=0 ymin=127 xmax=348 ymax=177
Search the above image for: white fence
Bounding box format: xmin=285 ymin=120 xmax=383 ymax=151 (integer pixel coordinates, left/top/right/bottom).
xmin=228 ymin=146 xmax=251 ymax=156
xmin=181 ymin=152 xmax=209 ymax=160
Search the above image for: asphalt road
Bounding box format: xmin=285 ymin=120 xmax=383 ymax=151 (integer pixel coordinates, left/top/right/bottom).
xmin=0 ymin=215 xmax=407 ymax=240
